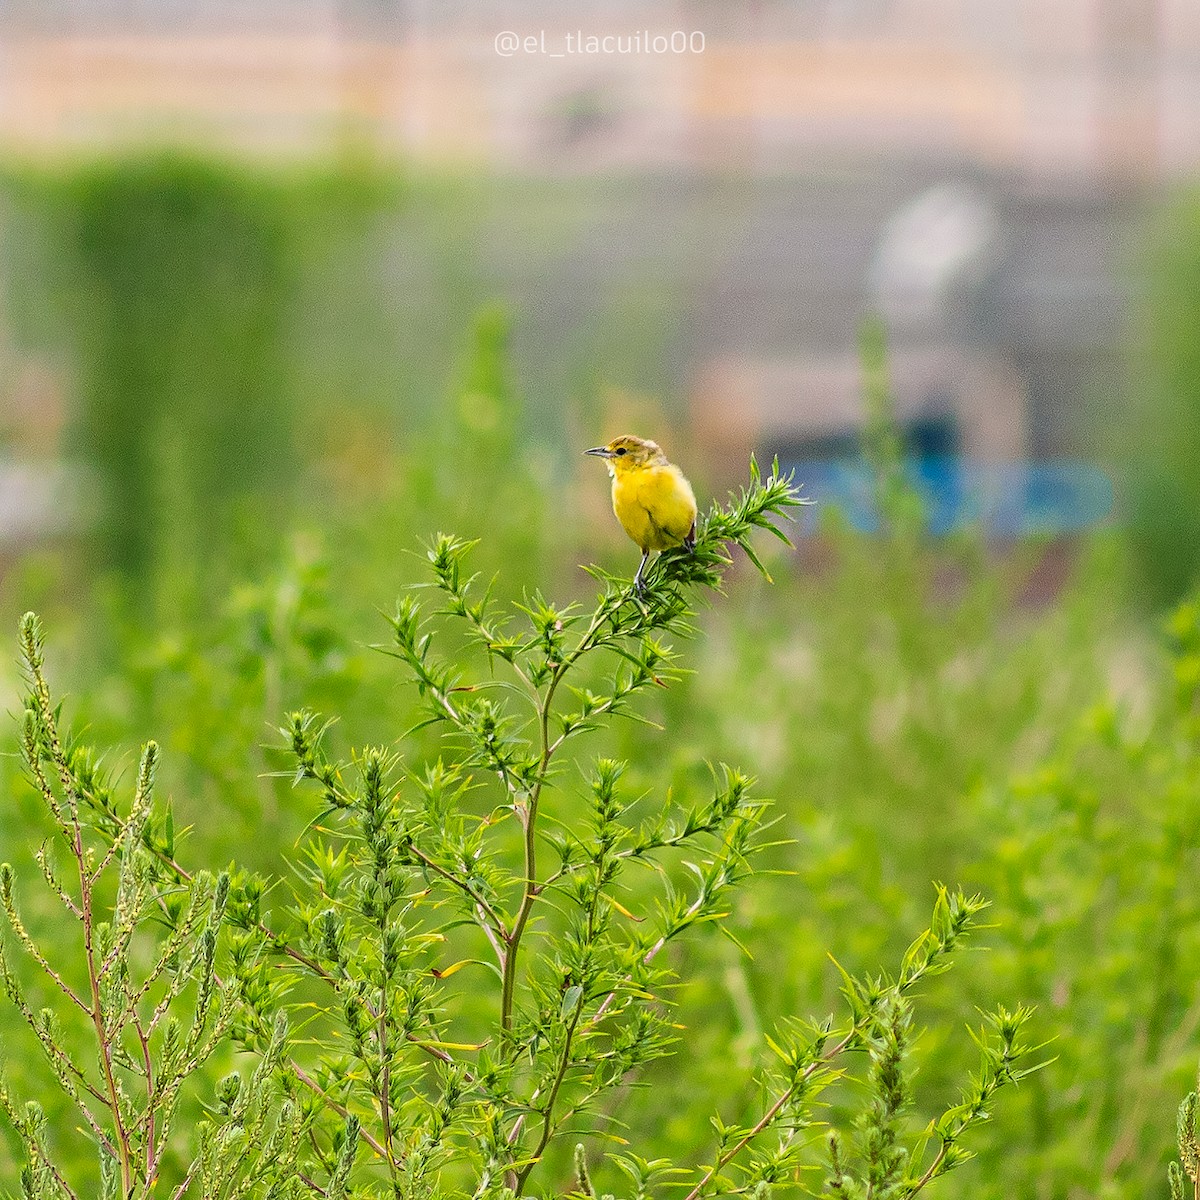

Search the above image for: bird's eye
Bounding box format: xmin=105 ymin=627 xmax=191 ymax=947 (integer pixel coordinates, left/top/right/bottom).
xmin=614 ymin=447 xmax=627 ymax=456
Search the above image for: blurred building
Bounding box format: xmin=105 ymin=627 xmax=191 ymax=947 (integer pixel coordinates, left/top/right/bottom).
xmin=694 ymin=345 xmax=1028 ymax=467
xmin=0 ymin=0 xmax=1196 ymax=181
xmin=0 ymin=0 xmax=1176 ymax=534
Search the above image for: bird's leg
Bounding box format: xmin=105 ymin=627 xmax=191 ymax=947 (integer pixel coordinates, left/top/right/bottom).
xmin=633 ymin=549 xmax=650 ymax=595
xmin=684 ymin=523 xmax=696 ymax=553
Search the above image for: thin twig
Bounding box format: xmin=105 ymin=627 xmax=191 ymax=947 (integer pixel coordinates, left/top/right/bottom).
xmin=291 ymin=1064 xmax=388 ymax=1159
xmin=499 ymin=596 xmax=622 ymax=1034
xmin=406 ymin=841 xmax=509 ymax=943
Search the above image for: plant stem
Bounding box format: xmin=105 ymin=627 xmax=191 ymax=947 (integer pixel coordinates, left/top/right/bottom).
xmin=377 ymin=904 xmax=398 ymax=1188
xmin=681 ymin=1025 xmax=861 ymax=1200
xmin=513 ymin=827 xmax=612 ymax=1194
xmin=81 ymin=843 xmax=135 ymax=1195
xmin=514 ymin=997 xmax=585 ymax=1193
xmin=406 ymin=842 xmax=509 ymax=946
xmin=499 ymin=598 xmax=615 ymax=1034
xmin=911 ymin=1142 xmax=949 ymax=1193
xmin=291 ymin=1064 xmax=388 ymax=1159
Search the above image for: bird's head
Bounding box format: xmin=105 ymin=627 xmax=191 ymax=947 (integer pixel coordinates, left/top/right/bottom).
xmin=584 ymin=435 xmax=665 ymax=473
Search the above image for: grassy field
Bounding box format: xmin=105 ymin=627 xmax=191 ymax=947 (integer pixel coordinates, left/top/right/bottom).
xmin=0 ymin=154 xmax=1198 ymax=1198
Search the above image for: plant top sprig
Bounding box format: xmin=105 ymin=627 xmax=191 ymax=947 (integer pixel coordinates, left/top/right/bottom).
xmin=256 ymin=460 xmax=803 ymax=1189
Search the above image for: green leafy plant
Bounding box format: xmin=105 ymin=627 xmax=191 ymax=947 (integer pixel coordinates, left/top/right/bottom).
xmin=0 ymin=616 xmax=315 ymax=1199
xmin=1128 ymin=188 xmax=1200 ymax=606
xmin=0 ymin=463 xmax=1044 ymax=1196
xmin=1170 ymin=1070 xmax=1200 ymax=1200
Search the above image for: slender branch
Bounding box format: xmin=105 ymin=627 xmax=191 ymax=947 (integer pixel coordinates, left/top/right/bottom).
xmin=406 ymin=841 xmax=509 ymax=943
xmin=34 ymin=844 xmax=82 ymax=919
xmin=0 ymin=915 xmax=91 ymax=1018
xmin=64 ymin=1060 xmax=116 ymax=1113
xmin=35 ymin=1150 xmax=83 ymax=1200
xmin=514 ymin=996 xmax=586 ymax=1192
xmin=477 ymin=904 xmax=507 ymax=968
xmin=499 ymin=597 xmax=623 ymax=1034
xmin=377 ymin=903 xmax=398 ymax=1186
xmin=583 ymin=888 xmax=707 ymax=1034
xmin=84 ymin=916 xmax=136 ymax=1189
xmin=23 ymin=626 xmax=138 ymax=1189
xmin=170 ymin=1166 xmax=198 ymax=1200
xmin=498 ymin=702 xmax=549 ymax=1035
xmin=911 ymin=1141 xmax=950 ymax=1193
xmin=291 ymin=1064 xmax=388 ymax=1159
xmin=682 ymin=1025 xmax=860 ymax=1200
xmin=74 ymin=812 xmax=136 ymax=1194
xmin=136 ymin=1017 xmax=156 ymax=1183
xmin=513 ymin=830 xmax=618 ymax=1193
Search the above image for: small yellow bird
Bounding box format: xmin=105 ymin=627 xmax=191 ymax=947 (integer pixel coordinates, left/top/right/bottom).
xmin=585 ymin=434 xmax=698 ymax=593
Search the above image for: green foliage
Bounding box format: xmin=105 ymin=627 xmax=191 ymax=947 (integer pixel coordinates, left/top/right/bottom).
xmin=946 ymin=594 xmax=1200 ymax=1199
xmin=31 ymin=155 xmax=299 ymax=601
xmin=606 ymin=517 xmax=1170 ymax=1197
xmin=693 ymin=891 xmax=1041 ymax=1200
xmin=1127 ymin=186 xmax=1200 ymax=606
xmin=0 ymin=615 xmax=297 ymax=1199
xmin=3 ymin=153 xmax=1200 ymax=1199
xmin=0 ymin=466 xmax=1044 ymax=1197
xmin=1170 ymin=1070 xmax=1200 ymax=1200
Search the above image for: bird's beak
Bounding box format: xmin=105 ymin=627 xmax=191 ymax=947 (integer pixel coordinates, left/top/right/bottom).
xmin=583 ymin=446 xmax=612 ymax=458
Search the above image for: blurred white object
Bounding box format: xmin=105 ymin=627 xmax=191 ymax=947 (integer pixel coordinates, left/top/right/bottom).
xmin=869 ymin=183 xmax=999 ymax=326
xmin=0 ymin=460 xmax=83 ymax=548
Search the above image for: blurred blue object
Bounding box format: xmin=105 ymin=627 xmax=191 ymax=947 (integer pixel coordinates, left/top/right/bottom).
xmin=785 ymin=457 xmax=1114 ymax=537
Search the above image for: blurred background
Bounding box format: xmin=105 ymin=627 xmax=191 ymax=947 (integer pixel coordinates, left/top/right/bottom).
xmin=2 ymin=2 xmax=1200 ymax=1197
xmin=1 ymin=0 xmax=1199 ymax=610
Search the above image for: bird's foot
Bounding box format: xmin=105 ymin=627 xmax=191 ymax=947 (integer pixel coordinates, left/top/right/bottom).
xmin=633 ymin=551 xmax=650 ymax=596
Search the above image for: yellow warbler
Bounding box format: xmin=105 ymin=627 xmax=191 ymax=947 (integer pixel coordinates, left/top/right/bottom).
xmin=585 ymin=434 xmax=698 ymax=592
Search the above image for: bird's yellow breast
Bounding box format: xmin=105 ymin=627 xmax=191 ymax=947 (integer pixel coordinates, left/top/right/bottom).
xmin=611 ymin=463 xmax=697 ymax=552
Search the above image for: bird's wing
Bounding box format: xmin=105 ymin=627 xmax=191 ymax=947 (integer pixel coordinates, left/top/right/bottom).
xmin=636 ymin=469 xmax=696 ymax=544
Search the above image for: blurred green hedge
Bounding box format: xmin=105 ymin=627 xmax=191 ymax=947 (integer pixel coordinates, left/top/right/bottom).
xmin=0 ymin=152 xmax=696 ymax=635
xmin=1 ymin=154 xmax=421 ymax=618
xmin=1128 ymin=188 xmax=1200 ymax=607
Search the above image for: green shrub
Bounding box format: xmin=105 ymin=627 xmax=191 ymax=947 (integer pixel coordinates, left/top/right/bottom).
xmin=40 ymin=156 xmax=300 ymax=601
xmin=1128 ymin=188 xmax=1200 ymax=607
xmin=1170 ymin=1067 xmax=1200 ymax=1199
xmin=0 ymin=466 xmax=1043 ymax=1197
xmin=2 ymin=154 xmax=1197 ymax=1197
